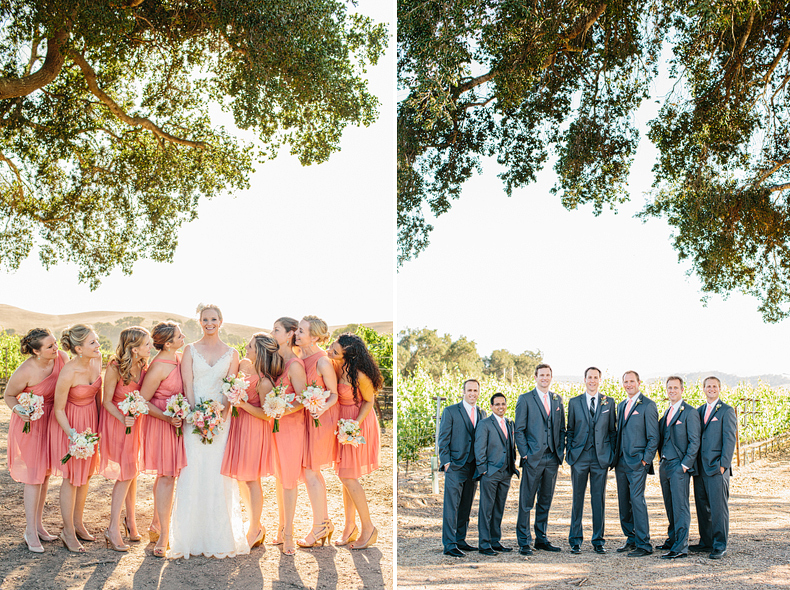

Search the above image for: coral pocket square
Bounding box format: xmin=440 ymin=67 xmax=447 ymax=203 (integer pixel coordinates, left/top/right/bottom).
xmin=711 ymin=417 xmax=719 ymax=421
xmin=556 ymin=407 xmax=560 ymax=411
xmin=632 ymin=411 xmax=639 ymax=415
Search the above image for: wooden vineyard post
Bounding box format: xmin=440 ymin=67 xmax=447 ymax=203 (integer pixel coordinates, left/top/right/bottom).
xmin=735 ymin=406 xmax=740 ymax=467
xmin=431 ymin=395 xmax=446 ymax=495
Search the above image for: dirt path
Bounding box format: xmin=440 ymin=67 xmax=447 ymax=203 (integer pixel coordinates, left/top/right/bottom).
xmin=397 ymin=448 xmax=790 ymax=589
xmin=0 ymin=404 xmax=392 ymax=589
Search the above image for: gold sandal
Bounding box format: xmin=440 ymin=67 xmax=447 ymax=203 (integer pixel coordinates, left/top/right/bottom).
xmin=297 ymin=518 xmax=334 ymax=548
xmin=282 ymin=533 xmax=295 ymax=556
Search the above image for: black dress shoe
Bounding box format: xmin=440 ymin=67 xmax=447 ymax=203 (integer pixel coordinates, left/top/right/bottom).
xmin=593 ymin=545 xmax=607 ymax=554
xmin=534 ymin=540 xmax=562 ymax=552
xmin=657 ymin=542 xmax=673 ymax=550
xmin=479 ymin=547 xmax=498 ymax=556
xmin=491 ymin=544 xmax=512 ymax=552
xmin=519 ymin=545 xmax=534 ymax=556
xmin=689 ymin=544 xmax=713 ymax=553
xmin=627 ymin=547 xmax=653 ymax=557
xmin=443 ymin=548 xmax=465 ymax=558
xmin=661 ymin=551 xmax=687 ymax=559
xmin=616 ymin=542 xmax=635 ymax=553
xmin=570 ymin=544 xmax=581 ymax=554
xmin=709 ymin=549 xmax=727 ymax=559
xmin=457 ymin=541 xmax=478 ymax=552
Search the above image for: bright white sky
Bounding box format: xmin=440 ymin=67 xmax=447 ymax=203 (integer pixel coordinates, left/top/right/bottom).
xmin=397 ymin=53 xmax=790 ymax=379
xmin=1 ymin=1 xmax=394 ymax=332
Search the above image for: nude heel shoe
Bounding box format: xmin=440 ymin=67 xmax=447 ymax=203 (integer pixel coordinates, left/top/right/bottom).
xmin=297 ymin=519 xmax=334 ymax=548
xmin=282 ymin=533 xmax=296 ymax=556
xmin=335 ymin=525 xmax=359 ymax=547
xmin=104 ymin=530 xmax=129 ymax=552
xmin=59 ymin=532 xmax=86 ymax=553
xmin=350 ymin=527 xmax=378 ymax=550
xmin=250 ymin=526 xmax=266 ymax=548
xmin=123 ymin=517 xmax=141 ymax=542
xmin=24 ymin=532 xmax=44 ymax=553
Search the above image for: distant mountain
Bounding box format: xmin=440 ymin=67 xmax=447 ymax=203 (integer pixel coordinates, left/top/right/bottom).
xmin=0 ymin=305 xmax=392 ymax=342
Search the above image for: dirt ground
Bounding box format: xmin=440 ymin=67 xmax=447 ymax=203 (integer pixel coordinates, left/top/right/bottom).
xmin=0 ymin=403 xmax=392 ymax=590
xmin=397 ymin=448 xmax=790 ymax=589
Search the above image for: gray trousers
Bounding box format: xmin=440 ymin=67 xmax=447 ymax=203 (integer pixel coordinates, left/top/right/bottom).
xmin=516 ymin=452 xmax=559 ymax=547
xmin=693 ymin=470 xmax=730 ymax=551
xmin=442 ymin=461 xmax=477 ymax=551
xmin=477 ymin=468 xmax=512 ymax=550
xmin=568 ymin=447 xmax=608 ymax=547
xmin=659 ymin=457 xmax=691 ymax=553
xmin=615 ymin=461 xmax=652 ymax=551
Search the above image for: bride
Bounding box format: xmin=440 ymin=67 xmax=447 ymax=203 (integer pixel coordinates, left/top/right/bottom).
xmin=168 ymin=303 xmax=249 ymax=559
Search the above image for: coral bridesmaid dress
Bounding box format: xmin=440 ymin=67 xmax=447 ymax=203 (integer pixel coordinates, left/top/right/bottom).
xmin=141 ymin=359 xmax=187 ymax=477
xmin=271 ymin=357 xmax=306 ymax=489
xmin=334 ymin=383 xmax=380 ymax=479
xmin=221 ymin=371 xmax=275 ymax=480
xmin=98 ymin=363 xmax=146 ymax=481
xmin=7 ymin=353 xmax=65 ymax=484
xmin=302 ymin=350 xmax=339 ymax=471
xmin=49 ymin=377 xmax=102 ymax=486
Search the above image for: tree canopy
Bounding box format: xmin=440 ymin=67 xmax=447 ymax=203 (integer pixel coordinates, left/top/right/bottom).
xmin=1 ymin=0 xmax=386 ymax=288
xmin=398 ymin=0 xmax=790 ymax=321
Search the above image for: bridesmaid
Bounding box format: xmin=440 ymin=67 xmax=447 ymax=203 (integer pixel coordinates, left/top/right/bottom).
xmin=140 ymin=321 xmax=187 ymax=558
xmin=50 ymin=325 xmax=103 ymax=553
xmin=98 ymin=327 xmax=151 ymax=551
xmin=270 ymin=317 xmax=307 ymax=556
xmin=327 ymin=333 xmax=383 ymax=550
xmin=220 ymin=333 xmax=282 ymax=548
xmin=4 ymin=328 xmax=68 ymax=552
xmin=295 ymin=316 xmax=339 ymax=548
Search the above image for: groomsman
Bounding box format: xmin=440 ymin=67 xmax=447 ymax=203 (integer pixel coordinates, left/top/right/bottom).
xmin=613 ymin=370 xmax=659 ymax=557
xmin=475 ymin=393 xmax=519 ymax=555
xmin=515 ymin=364 xmax=565 ymax=555
xmin=439 ymin=379 xmax=486 ymax=557
xmin=657 ymin=376 xmax=701 ymax=559
xmin=691 ymin=376 xmax=737 ymax=559
xmin=565 ymin=367 xmax=617 ymax=554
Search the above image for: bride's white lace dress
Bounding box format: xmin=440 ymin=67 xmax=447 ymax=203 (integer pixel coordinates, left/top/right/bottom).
xmin=168 ymin=345 xmax=250 ymax=559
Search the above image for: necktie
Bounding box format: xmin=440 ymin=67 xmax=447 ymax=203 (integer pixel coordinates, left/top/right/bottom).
xmin=469 ymin=407 xmax=475 ymax=427
xmin=543 ymin=393 xmax=550 ymax=414
xmin=590 ymin=396 xmax=596 ymax=417
xmin=499 ymin=418 xmax=508 ymax=439
xmin=666 ymin=406 xmax=674 ymax=426
xmin=624 ymin=397 xmax=635 ymax=422
xmin=704 ymin=404 xmax=712 ymax=423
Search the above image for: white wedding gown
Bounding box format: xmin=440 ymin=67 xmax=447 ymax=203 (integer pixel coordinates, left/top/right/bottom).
xmin=168 ymin=345 xmax=250 ymax=559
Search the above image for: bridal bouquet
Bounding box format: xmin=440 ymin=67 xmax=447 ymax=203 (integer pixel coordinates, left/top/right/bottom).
xmin=163 ymin=393 xmax=191 ymax=436
xmin=222 ymin=374 xmax=249 ymax=417
xmin=188 ymin=399 xmax=225 ymax=444
xmin=117 ymin=390 xmax=149 ymax=434
xmin=262 ymin=385 xmax=295 ymax=433
xmin=16 ymin=391 xmax=44 ymax=434
xmin=297 ymin=383 xmax=330 ymax=427
xmin=336 ymin=418 xmax=366 ymax=447
xmin=61 ymin=428 xmax=100 ymax=464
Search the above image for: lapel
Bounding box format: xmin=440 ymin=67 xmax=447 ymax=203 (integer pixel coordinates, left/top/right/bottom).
xmin=580 ymin=395 xmax=591 ymax=427
xmin=493 ymin=415 xmax=507 ymax=445
xmin=459 ymin=402 xmax=474 ymax=435
xmin=707 ymin=402 xmax=720 ymax=425
xmin=533 ymin=389 xmax=549 ymax=421
xmin=622 ymin=394 xmax=640 ymax=426
xmin=593 ymin=394 xmax=604 ymax=422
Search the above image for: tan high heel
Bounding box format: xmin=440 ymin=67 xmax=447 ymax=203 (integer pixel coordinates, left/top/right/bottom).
xmin=122 ymin=517 xmax=141 ymax=542
xmin=75 ymin=528 xmax=95 ymax=542
xmin=37 ymin=530 xmax=58 ymax=542
xmin=24 ymin=532 xmax=44 ymax=553
xmin=272 ymin=526 xmax=284 ymax=545
xmin=350 ymin=527 xmax=378 ymax=550
xmin=335 ymin=525 xmax=359 ymax=547
xmin=297 ymin=518 xmax=334 ymax=548
xmin=104 ymin=530 xmax=129 ymax=552
xmin=152 ymin=541 xmax=169 ymax=558
xmin=59 ymin=532 xmax=86 ymax=553
xmin=250 ymin=526 xmax=266 ymax=548
xmin=282 ymin=533 xmax=296 ymax=556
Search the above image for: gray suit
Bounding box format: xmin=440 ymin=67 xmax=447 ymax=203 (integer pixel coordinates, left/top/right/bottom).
xmin=514 ymin=388 xmax=565 ymax=548
xmin=658 ymin=400 xmax=701 ymax=553
xmin=439 ymin=402 xmax=486 ymax=552
xmin=693 ymin=400 xmax=737 ymax=551
xmin=614 ymin=393 xmax=659 ymax=551
xmin=565 ymin=393 xmax=617 ymax=548
xmin=475 ymin=415 xmax=519 ymax=550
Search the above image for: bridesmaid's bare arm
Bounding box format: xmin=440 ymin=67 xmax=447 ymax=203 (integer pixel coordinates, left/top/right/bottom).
xmin=53 ymin=365 xmax=77 ymax=437
xmin=353 ymin=373 xmax=377 ymax=424
xmin=282 ymin=361 xmax=306 ymax=416
xmin=3 ymin=360 xmax=33 ymax=417
xmin=139 ymin=362 xmax=180 ymax=426
xmin=314 ymin=356 xmax=338 ymax=418
xmin=238 ymin=378 xmax=274 ymax=422
xmin=103 ymin=362 xmax=133 ymax=427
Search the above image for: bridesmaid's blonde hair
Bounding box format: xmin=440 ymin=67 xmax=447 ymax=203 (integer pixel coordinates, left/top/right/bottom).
xmin=196 ymin=303 xmax=223 ymax=322
xmin=60 ymin=324 xmax=94 ymax=355
xmin=302 ymin=315 xmax=329 ymax=346
xmin=251 ymin=333 xmax=284 ymax=385
xmin=112 ymin=327 xmax=150 ymax=385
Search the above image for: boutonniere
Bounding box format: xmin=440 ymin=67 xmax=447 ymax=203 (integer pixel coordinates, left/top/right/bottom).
xmin=552 ymin=394 xmax=559 ymax=402
xmin=600 ymin=397 xmax=609 ymax=407
xmin=636 ymin=399 xmax=643 ymax=405
xmin=715 ymin=403 xmax=721 ymax=411
xmin=678 ymin=406 xmax=684 ymax=413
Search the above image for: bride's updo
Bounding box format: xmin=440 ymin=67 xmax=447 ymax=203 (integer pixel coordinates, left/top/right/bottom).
xmin=250 ymin=333 xmax=284 ymax=385
xmin=196 ymin=303 xmax=223 ymax=322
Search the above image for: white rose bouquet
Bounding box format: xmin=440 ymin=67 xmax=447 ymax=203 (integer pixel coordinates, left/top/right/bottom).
xmin=16 ymin=391 xmax=44 ymax=434
xmin=117 ymin=390 xmax=149 ymax=434
xmin=336 ymin=418 xmax=366 ymax=447
xmin=262 ymin=385 xmax=295 ymax=433
xmin=61 ymin=428 xmax=100 ymax=464
xmin=297 ymin=383 xmax=330 ymax=427
xmin=222 ymin=374 xmax=249 ymax=417
xmin=163 ymin=393 xmax=191 ymax=436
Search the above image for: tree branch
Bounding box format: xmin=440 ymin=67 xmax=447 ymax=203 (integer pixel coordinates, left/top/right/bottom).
xmin=70 ymin=50 xmax=207 ymax=149
xmin=0 ymin=149 xmax=25 ymax=202
xmin=0 ymin=25 xmax=71 ymax=100
xmin=767 ymin=182 xmax=790 ymax=193
xmin=453 ymin=71 xmax=496 ymax=97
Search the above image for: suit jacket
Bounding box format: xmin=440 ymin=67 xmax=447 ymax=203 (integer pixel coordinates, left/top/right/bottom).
xmin=614 ymin=392 xmax=659 ymax=472
xmin=475 ymin=414 xmax=519 ymax=479
xmin=514 ymin=388 xmax=565 ymax=469
xmin=696 ymin=400 xmax=737 ymax=477
xmin=565 ymin=393 xmax=617 ymax=468
xmin=438 ymin=402 xmax=486 ymax=471
xmin=658 ymin=400 xmax=701 ymax=474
